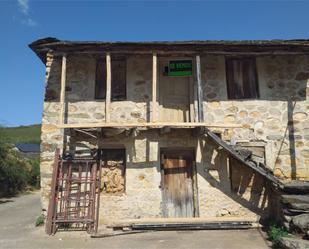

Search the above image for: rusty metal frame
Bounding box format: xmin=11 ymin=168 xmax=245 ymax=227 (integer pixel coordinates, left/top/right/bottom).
xmin=45 ymin=150 xmax=102 ymax=235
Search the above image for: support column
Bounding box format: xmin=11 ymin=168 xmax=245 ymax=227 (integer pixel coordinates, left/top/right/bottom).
xmin=59 ymin=54 xmax=67 ymax=125
xmin=152 ymin=53 xmax=158 ymax=122
xmin=106 ymin=53 xmax=111 ymax=122
xmin=196 ymin=55 xmax=204 ymax=122
xmin=306 ymin=79 xmax=309 ymax=104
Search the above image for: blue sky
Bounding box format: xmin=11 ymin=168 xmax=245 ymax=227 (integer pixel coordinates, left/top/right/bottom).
xmin=0 ymin=0 xmax=309 ymax=126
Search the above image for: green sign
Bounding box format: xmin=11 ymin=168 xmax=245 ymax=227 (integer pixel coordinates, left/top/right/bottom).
xmin=168 ymin=60 xmax=192 ymax=76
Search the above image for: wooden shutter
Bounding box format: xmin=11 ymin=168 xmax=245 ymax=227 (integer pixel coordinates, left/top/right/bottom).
xmin=95 ymin=59 xmax=106 ymax=99
xmin=111 ymin=59 xmax=126 ymax=100
xmin=242 ymin=58 xmax=259 ymax=99
xmin=226 ymin=58 xmax=258 ymax=99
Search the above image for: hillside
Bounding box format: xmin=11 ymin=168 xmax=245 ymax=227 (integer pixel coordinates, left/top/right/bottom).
xmin=0 ymin=124 xmax=41 ymax=144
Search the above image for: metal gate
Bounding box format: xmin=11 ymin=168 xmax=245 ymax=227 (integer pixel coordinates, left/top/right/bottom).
xmin=46 ymin=149 xmax=102 ymax=235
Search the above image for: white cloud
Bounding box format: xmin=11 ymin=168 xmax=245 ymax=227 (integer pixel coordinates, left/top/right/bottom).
xmin=16 ymin=0 xmax=38 ymax=27
xmin=17 ymin=0 xmax=29 ymax=15
xmin=22 ymin=17 xmax=37 ymax=27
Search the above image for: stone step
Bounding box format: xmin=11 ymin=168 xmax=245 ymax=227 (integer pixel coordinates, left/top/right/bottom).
xmin=281 ymin=195 xmax=309 ymax=205
xmin=282 ymin=181 xmax=309 ymax=195
xmin=291 ymin=214 xmax=309 ymax=233
xmin=279 ymin=237 xmax=309 ymax=249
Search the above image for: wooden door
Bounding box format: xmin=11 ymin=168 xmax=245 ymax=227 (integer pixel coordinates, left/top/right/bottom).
xmin=159 ymin=60 xmax=192 ymax=122
xmin=161 ymin=150 xmax=195 ymax=218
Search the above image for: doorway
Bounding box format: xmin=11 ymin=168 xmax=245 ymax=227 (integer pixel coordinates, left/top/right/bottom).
xmin=160 ymin=149 xmax=196 ymax=218
xmin=159 ymin=58 xmax=194 ymax=122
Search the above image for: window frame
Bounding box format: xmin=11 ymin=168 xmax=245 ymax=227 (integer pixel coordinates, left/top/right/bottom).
xmin=225 ymin=57 xmax=260 ymax=100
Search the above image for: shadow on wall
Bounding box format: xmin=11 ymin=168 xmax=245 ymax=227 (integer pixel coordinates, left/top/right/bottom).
xmin=197 ymin=137 xmax=272 ymax=219
xmin=71 ymin=129 xmax=274 ymax=219
xmin=273 ymin=100 xmax=297 ymax=180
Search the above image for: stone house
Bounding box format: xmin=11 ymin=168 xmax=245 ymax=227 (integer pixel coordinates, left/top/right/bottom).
xmin=30 ymin=38 xmax=309 ymax=233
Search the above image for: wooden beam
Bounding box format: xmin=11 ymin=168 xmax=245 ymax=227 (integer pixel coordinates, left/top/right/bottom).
xmin=58 ymin=122 xmax=244 ymax=129
xmin=106 ymin=53 xmax=111 ymax=122
xmin=196 ymin=55 xmax=204 ymax=122
xmin=203 ymin=129 xmax=284 ymax=188
xmin=52 ymin=50 xmax=309 ymax=57
xmin=152 ymin=53 xmax=158 ymax=122
xmin=305 ymin=79 xmax=309 ymax=104
xmin=59 ymin=54 xmax=67 ymax=125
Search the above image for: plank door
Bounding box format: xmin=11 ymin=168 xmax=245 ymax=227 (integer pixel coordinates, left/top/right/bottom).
xmin=159 ymin=60 xmax=192 ymax=122
xmin=161 ymin=151 xmax=195 ymax=218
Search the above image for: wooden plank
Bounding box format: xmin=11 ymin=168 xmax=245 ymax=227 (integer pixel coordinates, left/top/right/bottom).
xmin=53 ymin=50 xmax=308 ymax=57
xmin=58 ymin=122 xmax=244 ymax=129
xmin=95 ymin=159 xmax=102 ymax=234
xmin=193 ymin=57 xmax=199 ymax=122
xmin=131 ymin=221 xmax=253 ymax=230
xmin=152 ymin=53 xmax=157 ymax=122
xmin=95 ymin=59 xmax=106 ymax=99
xmin=189 ymin=70 xmax=195 ymax=122
xmin=106 ymin=53 xmax=111 ymax=122
xmin=162 ymin=151 xmax=194 ymax=218
xmin=59 ymin=54 xmax=67 ymax=125
xmin=226 ymin=58 xmax=259 ymax=99
xmin=192 ymin=161 xmax=199 ymax=217
xmin=196 ymin=55 xmax=204 ymax=122
xmin=307 ymin=79 xmax=309 ymax=104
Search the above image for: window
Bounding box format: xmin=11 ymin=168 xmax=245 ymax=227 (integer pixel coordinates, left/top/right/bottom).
xmin=226 ymin=58 xmax=259 ymax=99
xmin=100 ymin=148 xmax=126 ymax=194
xmin=95 ymin=58 xmax=126 ymax=100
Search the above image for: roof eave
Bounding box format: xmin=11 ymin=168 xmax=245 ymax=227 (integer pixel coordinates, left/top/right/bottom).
xmin=29 ymin=37 xmax=309 ymax=64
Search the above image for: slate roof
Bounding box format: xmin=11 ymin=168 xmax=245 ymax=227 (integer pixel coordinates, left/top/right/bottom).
xmin=15 ymin=143 xmax=40 ymax=153
xmin=29 ymin=37 xmax=309 ymax=63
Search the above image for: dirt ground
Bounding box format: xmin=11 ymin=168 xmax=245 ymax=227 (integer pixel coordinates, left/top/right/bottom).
xmin=0 ymin=192 xmax=270 ymax=249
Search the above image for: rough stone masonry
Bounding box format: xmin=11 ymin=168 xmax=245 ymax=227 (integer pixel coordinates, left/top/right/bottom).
xmin=30 ymin=38 xmax=309 ymax=227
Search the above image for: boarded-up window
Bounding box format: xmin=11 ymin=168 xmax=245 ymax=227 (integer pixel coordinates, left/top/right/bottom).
xmin=226 ymin=58 xmax=259 ymax=99
xmin=95 ymin=58 xmax=126 ymax=100
xmin=101 ymin=149 xmax=126 ymax=194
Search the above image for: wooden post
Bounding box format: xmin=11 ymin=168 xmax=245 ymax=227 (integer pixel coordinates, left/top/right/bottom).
xmin=196 ymin=55 xmax=204 ymax=122
xmin=106 ymin=53 xmax=111 ymax=122
xmin=59 ymin=54 xmax=67 ymax=125
xmin=306 ymin=79 xmax=309 ymax=104
xmin=152 ymin=53 xmax=158 ymax=122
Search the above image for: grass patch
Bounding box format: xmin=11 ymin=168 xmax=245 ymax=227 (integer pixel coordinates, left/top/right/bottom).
xmin=267 ymin=222 xmax=289 ymax=248
xmin=35 ymin=214 xmax=45 ymax=227
xmin=0 ymin=124 xmax=41 ymax=144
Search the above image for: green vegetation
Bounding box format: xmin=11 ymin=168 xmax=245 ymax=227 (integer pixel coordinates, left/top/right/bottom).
xmin=35 ymin=214 xmax=45 ymax=227
xmin=0 ymin=126 xmax=41 ymax=197
xmin=0 ymin=124 xmax=41 ymax=144
xmin=267 ymin=221 xmax=289 ymax=248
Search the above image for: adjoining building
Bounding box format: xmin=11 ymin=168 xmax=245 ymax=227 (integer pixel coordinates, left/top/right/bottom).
xmin=15 ymin=143 xmax=40 ymax=158
xmin=30 ymin=38 xmax=309 ymax=234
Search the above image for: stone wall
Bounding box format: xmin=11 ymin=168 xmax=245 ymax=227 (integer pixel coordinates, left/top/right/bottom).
xmin=43 ymin=54 xmax=152 ymax=124
xmin=40 ymin=53 xmax=64 ymax=211
xmin=40 ymin=52 xmax=309 ymax=221
xmin=71 ymin=130 xmax=268 ymax=225
xmin=201 ymin=54 xmax=309 ymax=180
